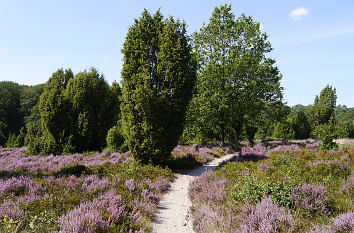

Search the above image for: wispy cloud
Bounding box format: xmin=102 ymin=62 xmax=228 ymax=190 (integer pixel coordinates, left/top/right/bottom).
xmin=273 ymin=27 xmax=354 ymax=46
xmin=289 ymin=7 xmax=309 ymax=20
xmin=303 ymin=27 xmax=354 ymax=42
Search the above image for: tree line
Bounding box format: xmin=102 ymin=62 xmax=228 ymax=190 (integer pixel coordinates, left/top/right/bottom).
xmin=0 ymin=5 xmax=353 ymax=164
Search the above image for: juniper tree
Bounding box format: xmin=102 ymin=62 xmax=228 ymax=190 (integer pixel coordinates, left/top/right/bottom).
xmin=121 ymin=9 xmax=196 ymax=164
xmin=311 ymin=85 xmax=337 ymax=126
xmin=30 ymin=68 xmax=118 ymax=155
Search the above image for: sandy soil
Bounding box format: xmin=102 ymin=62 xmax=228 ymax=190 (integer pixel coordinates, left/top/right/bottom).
xmin=152 ymin=153 xmax=236 ymax=233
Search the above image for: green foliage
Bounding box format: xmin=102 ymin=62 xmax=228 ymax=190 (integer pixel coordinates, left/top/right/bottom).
xmin=295 ymin=111 xmax=311 ymax=139
xmin=272 ymin=121 xmax=295 ymax=139
xmin=55 ymin=164 xmax=92 ymax=177
xmin=0 ymin=121 xmax=8 ymax=146
xmin=311 ymin=123 xmax=339 ymax=150
xmin=232 ymin=178 xmax=295 ymax=208
xmin=0 ymin=81 xmax=44 ymax=146
xmin=15 ymin=127 xmax=26 ymax=147
xmin=25 ymin=121 xmax=42 ymax=155
xmin=27 ymin=210 xmax=59 ymax=232
xmin=121 ymin=9 xmax=196 ymax=164
xmin=188 ymin=4 xmax=283 ymax=143
xmin=106 ymin=124 xmax=126 ymax=152
xmin=65 ymin=68 xmax=116 ymax=152
xmin=232 ymin=178 xmax=264 ymax=203
xmin=0 ymin=215 xmax=20 ymax=232
xmin=27 ymin=68 xmax=119 ymax=155
xmin=0 ymin=82 xmax=22 ymax=135
xmin=38 ymin=68 xmax=74 ymax=154
xmin=21 ymin=84 xmax=44 ymax=126
xmin=220 ymin=145 xmax=353 ymax=232
xmin=335 ymin=105 xmax=354 ymax=138
xmin=5 ymin=133 xmax=17 ymax=148
xmin=311 ymin=85 xmax=337 ymax=127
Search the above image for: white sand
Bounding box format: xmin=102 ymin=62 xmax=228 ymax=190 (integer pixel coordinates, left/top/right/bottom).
xmin=152 ymin=153 xmax=236 ymax=233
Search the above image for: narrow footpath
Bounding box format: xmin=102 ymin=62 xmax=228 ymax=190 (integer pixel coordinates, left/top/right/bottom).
xmin=152 ymin=153 xmax=236 ymax=233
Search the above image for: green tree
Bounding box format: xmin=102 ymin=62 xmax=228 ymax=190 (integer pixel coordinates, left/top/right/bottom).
xmin=293 ymin=110 xmax=311 ymax=139
xmin=65 ymin=68 xmax=115 ymax=152
xmin=311 ymin=85 xmax=337 ymax=126
xmin=21 ymin=84 xmax=44 ymax=125
xmin=0 ymin=81 xmax=23 ymax=137
xmin=190 ymin=4 xmax=282 ymax=143
xmin=38 ymin=68 xmax=73 ymax=154
xmin=15 ymin=127 xmax=26 ymax=147
xmin=272 ymin=120 xmax=295 ymax=140
xmin=335 ymin=105 xmax=354 ymax=138
xmin=106 ymin=123 xmax=126 ymax=152
xmin=29 ymin=67 xmax=118 ymax=155
xmin=121 ymin=9 xmax=196 ymax=164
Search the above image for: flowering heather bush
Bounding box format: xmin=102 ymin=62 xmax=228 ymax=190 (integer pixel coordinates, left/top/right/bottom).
xmin=270 ymin=144 xmax=302 ymax=153
xmin=341 ymin=173 xmax=354 ymax=193
xmin=292 ymin=184 xmax=329 ymax=214
xmin=308 ymin=225 xmax=333 ymax=233
xmin=309 ymin=159 xmax=348 ymax=169
xmin=239 ymin=144 xmax=268 ymax=161
xmin=191 ymin=203 xmax=233 ymax=233
xmin=58 ymin=189 xmax=125 ymax=233
xmin=189 ymin=170 xmax=227 ymax=204
xmin=189 ymin=170 xmax=236 ymax=232
xmin=306 ymin=141 xmax=322 ymax=149
xmin=332 ymin=211 xmax=354 ymax=232
xmin=125 ymin=178 xmax=136 ymax=192
xmin=0 ymin=176 xmax=45 ymax=197
xmin=0 ymin=147 xmax=131 ymax=172
xmin=0 ymin=200 xmax=24 ymax=219
xmin=239 ymin=197 xmax=295 ymax=233
xmin=189 ymin=170 xmax=238 ymax=232
xmin=172 ymin=144 xmax=220 ymax=164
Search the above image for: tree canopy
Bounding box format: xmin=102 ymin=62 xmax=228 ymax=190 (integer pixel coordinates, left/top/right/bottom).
xmin=187 ymin=4 xmax=283 ymax=143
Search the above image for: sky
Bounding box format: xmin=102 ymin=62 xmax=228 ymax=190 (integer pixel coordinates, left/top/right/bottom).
xmin=0 ymin=0 xmax=353 ymax=107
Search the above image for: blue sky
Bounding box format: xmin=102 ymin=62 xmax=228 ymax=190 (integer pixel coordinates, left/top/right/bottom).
xmin=0 ymin=0 xmax=353 ymax=107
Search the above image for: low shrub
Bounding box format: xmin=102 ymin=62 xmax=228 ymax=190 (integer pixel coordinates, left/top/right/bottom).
xmin=291 ymin=184 xmax=329 ymax=215
xmin=239 ymin=197 xmax=295 ymax=233
xmin=332 ymin=211 xmax=354 ymax=232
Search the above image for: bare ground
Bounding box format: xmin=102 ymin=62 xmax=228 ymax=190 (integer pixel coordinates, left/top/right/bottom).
xmin=152 ymin=153 xmax=236 ymax=233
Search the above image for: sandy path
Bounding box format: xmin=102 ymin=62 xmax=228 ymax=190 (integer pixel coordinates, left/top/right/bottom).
xmin=152 ymin=153 xmax=236 ymax=233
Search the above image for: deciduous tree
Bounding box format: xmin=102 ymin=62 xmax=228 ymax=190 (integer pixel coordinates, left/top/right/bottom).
xmin=189 ymin=4 xmax=282 ymax=144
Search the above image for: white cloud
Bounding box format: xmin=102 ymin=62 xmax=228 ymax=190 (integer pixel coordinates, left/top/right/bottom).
xmin=289 ymin=7 xmax=309 ymax=20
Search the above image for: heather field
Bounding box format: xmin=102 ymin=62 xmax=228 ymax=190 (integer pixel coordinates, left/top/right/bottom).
xmin=0 ymin=147 xmax=174 ymax=232
xmin=0 ymin=143 xmax=228 ymax=232
xmin=189 ymin=141 xmax=354 ymax=233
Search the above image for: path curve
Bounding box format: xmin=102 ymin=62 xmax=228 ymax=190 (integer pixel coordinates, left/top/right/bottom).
xmin=152 ymin=153 xmax=236 ymax=233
